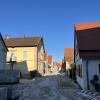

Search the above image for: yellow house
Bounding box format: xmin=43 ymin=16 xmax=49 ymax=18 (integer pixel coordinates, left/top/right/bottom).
xmin=4 ymin=37 xmax=45 ymax=78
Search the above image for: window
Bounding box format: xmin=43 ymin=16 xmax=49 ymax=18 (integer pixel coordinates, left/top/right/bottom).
xmin=23 ymin=51 xmax=27 ymax=60
xmin=77 ymin=64 xmax=82 ymax=78
xmin=80 ymin=65 xmax=82 ymax=78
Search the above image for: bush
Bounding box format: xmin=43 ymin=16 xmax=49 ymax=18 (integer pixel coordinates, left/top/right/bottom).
xmin=90 ymin=74 xmax=100 ymax=91
xmin=30 ymin=70 xmax=42 ymax=78
xmin=93 ymin=74 xmax=99 ymax=82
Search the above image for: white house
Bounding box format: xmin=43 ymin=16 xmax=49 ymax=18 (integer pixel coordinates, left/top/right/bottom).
xmin=74 ymin=22 xmax=100 ymax=90
xmin=0 ymin=34 xmax=8 ymax=69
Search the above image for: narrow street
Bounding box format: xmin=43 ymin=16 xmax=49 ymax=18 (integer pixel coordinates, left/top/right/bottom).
xmin=19 ymin=74 xmax=68 ymax=100
xmin=18 ymin=74 xmax=92 ymax=100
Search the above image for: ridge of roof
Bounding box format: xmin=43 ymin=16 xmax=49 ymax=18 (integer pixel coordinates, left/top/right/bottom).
xmin=5 ymin=36 xmax=42 ymax=39
xmin=75 ymin=22 xmax=100 ymax=31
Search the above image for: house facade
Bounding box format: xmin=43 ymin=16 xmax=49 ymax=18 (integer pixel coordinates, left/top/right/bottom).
xmin=47 ymin=55 xmax=53 ymax=72
xmin=0 ymin=34 xmax=8 ymax=69
xmin=53 ymin=62 xmax=61 ymax=73
xmin=74 ymin=22 xmax=100 ymax=90
xmin=64 ymin=48 xmax=74 ymax=76
xmin=43 ymin=53 xmax=48 ymax=73
xmin=5 ymin=37 xmax=45 ymax=78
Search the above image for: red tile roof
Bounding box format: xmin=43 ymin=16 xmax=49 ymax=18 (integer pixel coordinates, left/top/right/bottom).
xmin=75 ymin=22 xmax=100 ymax=58
xmin=75 ymin=22 xmax=100 ymax=31
xmin=47 ymin=55 xmax=53 ymax=64
xmin=64 ymin=48 xmax=74 ymax=62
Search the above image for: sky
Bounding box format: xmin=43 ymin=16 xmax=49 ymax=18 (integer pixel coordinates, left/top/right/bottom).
xmin=0 ymin=0 xmax=100 ymax=61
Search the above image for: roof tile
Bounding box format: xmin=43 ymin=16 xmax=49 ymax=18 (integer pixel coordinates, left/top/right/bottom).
xmin=75 ymin=22 xmax=100 ymax=31
xmin=75 ymin=22 xmax=100 ymax=58
xmin=64 ymin=48 xmax=74 ymax=62
xmin=4 ymin=37 xmax=42 ymax=47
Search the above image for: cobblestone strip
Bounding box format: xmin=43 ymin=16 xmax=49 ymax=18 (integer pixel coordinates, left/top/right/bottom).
xmin=58 ymin=75 xmax=91 ymax=100
xmin=58 ymin=75 xmax=77 ymax=100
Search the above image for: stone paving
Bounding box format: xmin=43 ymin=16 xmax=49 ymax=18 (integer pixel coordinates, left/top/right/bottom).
xmin=18 ymin=75 xmax=68 ymax=100
xmin=18 ymin=74 xmax=100 ymax=100
xmin=58 ymin=75 xmax=88 ymax=100
xmin=59 ymin=75 xmax=100 ymax=100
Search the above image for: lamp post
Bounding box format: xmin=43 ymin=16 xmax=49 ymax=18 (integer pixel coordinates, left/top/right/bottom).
xmin=9 ymin=56 xmax=17 ymax=70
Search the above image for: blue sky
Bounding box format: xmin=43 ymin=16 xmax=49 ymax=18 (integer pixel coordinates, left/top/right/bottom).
xmin=0 ymin=0 xmax=100 ymax=61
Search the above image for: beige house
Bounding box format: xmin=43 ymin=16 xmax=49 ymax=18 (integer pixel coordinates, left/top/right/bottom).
xmin=0 ymin=34 xmax=8 ymax=69
xmin=5 ymin=37 xmax=45 ymax=78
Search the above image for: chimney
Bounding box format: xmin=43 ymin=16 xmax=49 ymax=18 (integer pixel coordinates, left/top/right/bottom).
xmin=23 ymin=34 xmax=26 ymax=38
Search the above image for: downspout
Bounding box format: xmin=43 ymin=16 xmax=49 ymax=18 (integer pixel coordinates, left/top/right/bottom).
xmin=86 ymin=59 xmax=90 ymax=90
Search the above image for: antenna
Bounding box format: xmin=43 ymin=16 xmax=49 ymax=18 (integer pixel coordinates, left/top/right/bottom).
xmin=5 ymin=34 xmax=10 ymax=39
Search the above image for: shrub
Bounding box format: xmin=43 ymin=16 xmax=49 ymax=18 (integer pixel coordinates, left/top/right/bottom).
xmin=93 ymin=74 xmax=99 ymax=82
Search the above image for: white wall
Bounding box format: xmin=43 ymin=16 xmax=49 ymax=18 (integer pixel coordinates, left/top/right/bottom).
xmin=76 ymin=59 xmax=85 ymax=89
xmin=75 ymin=34 xmax=85 ymax=89
xmin=38 ymin=41 xmax=45 ymax=75
xmin=82 ymin=60 xmax=88 ymax=90
xmin=80 ymin=59 xmax=100 ymax=90
xmin=76 ymin=59 xmax=88 ymax=90
xmin=88 ymin=60 xmax=100 ymax=90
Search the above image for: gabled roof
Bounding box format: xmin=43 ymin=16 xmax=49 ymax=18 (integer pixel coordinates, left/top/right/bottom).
xmin=64 ymin=48 xmax=74 ymax=62
xmin=75 ymin=22 xmax=100 ymax=58
xmin=4 ymin=37 xmax=42 ymax=47
xmin=0 ymin=34 xmax=8 ymax=51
